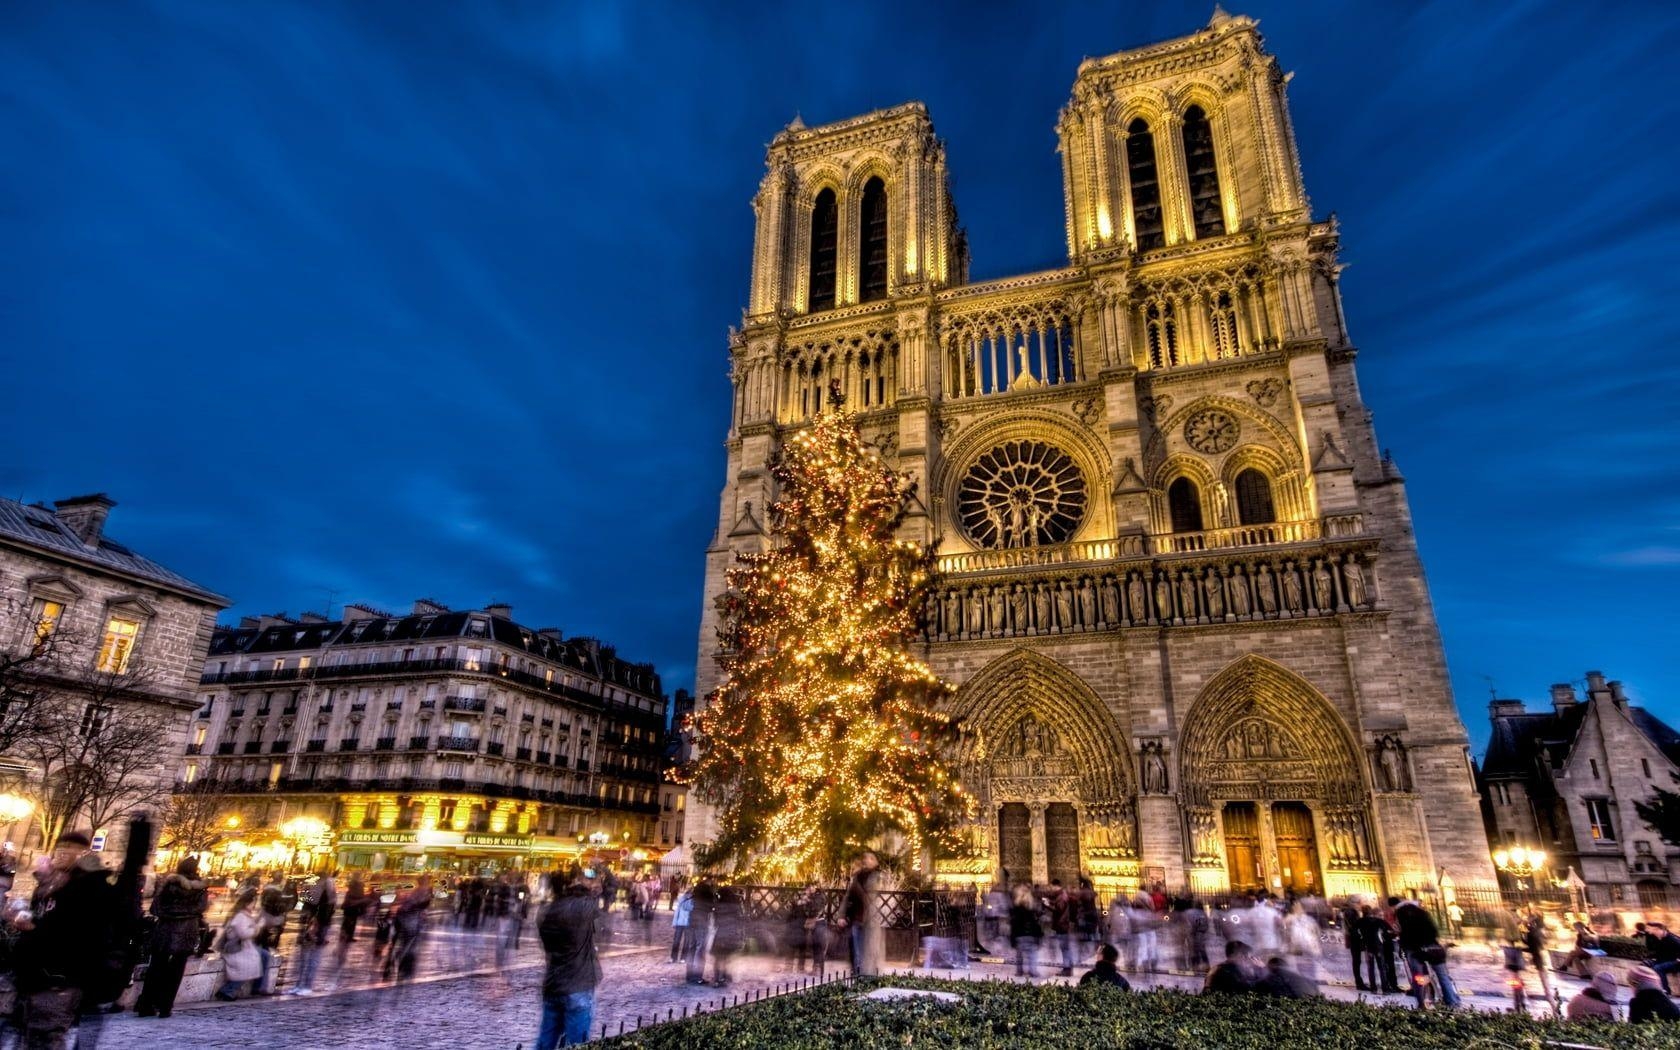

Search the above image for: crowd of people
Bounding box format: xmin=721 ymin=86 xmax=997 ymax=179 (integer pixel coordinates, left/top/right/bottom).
xmin=4 ymin=827 xmax=1679 ymax=1047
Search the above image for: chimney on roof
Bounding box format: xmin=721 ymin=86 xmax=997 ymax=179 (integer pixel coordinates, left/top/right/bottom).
xmin=341 ymin=603 xmax=386 ymax=621
xmin=1609 ymin=680 xmax=1628 ymax=708
xmin=412 ymin=599 xmax=449 ymax=616
xmin=298 ymin=612 xmax=328 ymax=624
xmin=483 ymin=602 xmax=512 ymax=620
xmin=1550 ymin=683 xmax=1578 ymax=714
xmin=239 ymin=615 xmax=263 ymax=629
xmin=53 ymin=494 xmax=115 ymax=547
xmin=1489 ymin=698 xmax=1527 ymax=719
xmin=1586 ymin=671 xmax=1611 ymax=703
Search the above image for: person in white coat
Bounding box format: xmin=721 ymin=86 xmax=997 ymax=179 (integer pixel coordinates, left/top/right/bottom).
xmin=214 ymin=891 xmax=270 ymax=1000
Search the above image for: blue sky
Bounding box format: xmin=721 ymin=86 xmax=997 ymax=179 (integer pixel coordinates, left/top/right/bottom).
xmin=3 ymin=2 xmax=1676 ymax=751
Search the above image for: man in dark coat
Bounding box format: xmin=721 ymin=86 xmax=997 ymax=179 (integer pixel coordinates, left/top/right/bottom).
xmin=1204 ymin=939 xmax=1255 ymax=994
xmin=1392 ymin=896 xmax=1460 ymax=1008
xmin=134 ymin=857 xmax=208 ymax=1017
xmin=1078 ymin=943 xmax=1131 ymax=990
xmin=535 ymin=869 xmax=601 ymax=1050
xmin=1342 ymin=904 xmax=1368 ymax=990
xmin=11 ymin=831 xmax=116 ymax=1049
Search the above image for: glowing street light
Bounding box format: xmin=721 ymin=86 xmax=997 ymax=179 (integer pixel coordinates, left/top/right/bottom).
xmin=1493 ymin=845 xmax=1549 ymax=888
xmin=0 ymin=794 xmax=33 ymax=825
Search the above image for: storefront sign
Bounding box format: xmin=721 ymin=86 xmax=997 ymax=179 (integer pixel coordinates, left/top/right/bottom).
xmin=339 ymin=830 xmax=417 ymax=846
xmin=462 ymin=833 xmax=532 ymax=849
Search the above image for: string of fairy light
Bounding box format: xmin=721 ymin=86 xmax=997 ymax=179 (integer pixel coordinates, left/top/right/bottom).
xmin=683 ymin=405 xmax=973 ymax=881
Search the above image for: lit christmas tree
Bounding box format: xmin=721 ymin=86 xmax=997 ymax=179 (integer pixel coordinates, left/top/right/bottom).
xmin=688 ymin=393 xmax=970 ymax=882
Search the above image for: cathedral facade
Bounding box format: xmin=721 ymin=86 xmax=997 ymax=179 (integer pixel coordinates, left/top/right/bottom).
xmin=695 ymin=11 xmax=1496 ymax=898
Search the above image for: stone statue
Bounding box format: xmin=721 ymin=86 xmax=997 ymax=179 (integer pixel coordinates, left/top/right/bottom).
xmin=1018 ymin=715 xmax=1051 ymax=758
xmin=1010 ymin=584 xmax=1028 ymax=632
xmin=1155 ymin=573 xmax=1174 ymax=623
xmin=1008 ymin=498 xmax=1029 ymax=548
xmin=1376 ymin=736 xmax=1408 ymax=792
xmin=1033 ymin=581 xmax=1052 ymax=633
xmin=1055 ymin=580 xmax=1075 ymax=631
xmin=1203 ymin=569 xmax=1225 ymax=619
xmin=1190 ymin=811 xmax=1219 ymax=860
xmin=1328 ymin=814 xmax=1353 ymax=862
xmin=1229 ymin=565 xmax=1252 ymax=617
xmin=1127 ymin=573 xmax=1148 ymax=624
xmin=1102 ymin=576 xmax=1122 ymax=626
xmin=988 ymin=586 xmax=1007 ymax=637
xmin=986 ymin=502 xmax=1008 ymax=548
xmin=1312 ymin=559 xmax=1335 ymax=611
xmin=1024 ymin=501 xmax=1043 ymax=546
xmin=966 ymin=586 xmax=986 ymax=635
xmin=1079 ymin=577 xmax=1098 ymax=628
xmin=1351 ymin=813 xmax=1373 ymax=865
xmin=943 ymin=589 xmax=961 ymax=638
xmin=1256 ymin=563 xmax=1278 ymax=614
xmin=1343 ymin=555 xmax=1368 ymax=609
xmin=1176 ymin=570 xmax=1197 ymax=621
xmin=1281 ymin=561 xmax=1303 ymax=613
xmin=1141 ymin=741 xmax=1169 ymax=794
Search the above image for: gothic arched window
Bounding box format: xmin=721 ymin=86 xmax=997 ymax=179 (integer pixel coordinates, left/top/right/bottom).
xmin=808 ymin=188 xmax=838 ymax=312
xmin=1126 ymin=119 xmax=1165 ymax=252
xmin=1234 ymin=469 xmax=1276 ymax=525
xmin=1209 ymin=290 xmax=1240 ymax=359
xmin=1182 ymin=106 xmax=1225 ymax=239
xmin=1167 ymin=477 xmax=1204 ymax=533
xmin=860 ymin=177 xmax=889 ymax=302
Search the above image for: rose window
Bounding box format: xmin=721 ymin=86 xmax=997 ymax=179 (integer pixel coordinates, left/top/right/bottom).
xmin=957 ymin=441 xmax=1087 ymax=549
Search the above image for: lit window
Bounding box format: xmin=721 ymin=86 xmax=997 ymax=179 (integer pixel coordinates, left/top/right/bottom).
xmin=183 ymin=762 xmax=198 ymax=783
xmin=1586 ymin=798 xmax=1617 ymax=842
xmin=272 ymin=659 xmax=284 ymax=672
xmin=27 ymin=598 xmax=64 ymax=651
xmin=268 ymin=761 xmax=283 ymax=786
xmin=95 ymin=617 xmax=140 ymax=673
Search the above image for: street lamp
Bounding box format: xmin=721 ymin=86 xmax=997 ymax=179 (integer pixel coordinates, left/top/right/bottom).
xmin=1493 ymin=845 xmax=1548 ymax=889
xmin=0 ymin=794 xmax=32 ymax=825
xmin=279 ymin=816 xmax=330 ymax=875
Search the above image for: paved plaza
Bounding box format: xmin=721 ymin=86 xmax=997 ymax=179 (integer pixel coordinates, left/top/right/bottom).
xmin=90 ymin=909 xmax=1647 ymax=1049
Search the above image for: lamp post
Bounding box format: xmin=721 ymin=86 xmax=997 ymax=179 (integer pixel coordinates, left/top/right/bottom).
xmin=1493 ymin=845 xmax=1549 ymax=891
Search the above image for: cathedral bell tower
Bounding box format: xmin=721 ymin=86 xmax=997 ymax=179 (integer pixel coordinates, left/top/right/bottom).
xmin=694 ymin=12 xmax=1496 ymax=897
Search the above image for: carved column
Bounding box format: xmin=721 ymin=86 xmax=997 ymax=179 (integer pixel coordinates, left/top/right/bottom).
xmin=1256 ymin=802 xmax=1281 ymax=893
xmin=1028 ymin=802 xmax=1049 ymax=885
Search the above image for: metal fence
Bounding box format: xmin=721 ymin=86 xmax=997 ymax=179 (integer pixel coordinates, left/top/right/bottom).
xmin=729 ymin=885 xmax=978 ymax=962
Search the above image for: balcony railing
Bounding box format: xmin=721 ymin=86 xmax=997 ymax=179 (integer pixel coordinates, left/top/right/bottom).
xmin=375 ymin=738 xmax=397 ymax=751
xmin=339 ymin=740 xmax=359 ymax=752
xmin=217 ymin=742 xmax=235 ymax=755
xmin=437 ymin=736 xmax=480 ymax=752
xmin=1156 ymin=519 xmax=1321 ymax=554
xmin=409 ymin=735 xmax=431 ymax=750
xmin=185 ymin=743 xmax=202 ymax=755
xmin=936 ymin=536 xmax=1147 ymax=574
xmin=444 ymin=697 xmax=486 ymax=713
xmin=242 ymin=742 xmax=261 ymax=755
xmin=270 ymin=740 xmax=291 ymax=753
xmin=486 ymin=742 xmax=505 ymax=757
xmin=536 ymin=751 xmax=551 ymax=764
xmin=515 ymin=747 xmax=532 ymax=761
xmin=306 ymin=739 xmax=326 ymax=752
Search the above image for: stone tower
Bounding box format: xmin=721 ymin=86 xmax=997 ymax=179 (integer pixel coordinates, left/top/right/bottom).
xmin=694 ymin=10 xmax=1495 ymax=898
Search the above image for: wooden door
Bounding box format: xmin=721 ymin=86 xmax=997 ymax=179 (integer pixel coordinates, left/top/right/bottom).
xmin=1272 ymin=802 xmax=1321 ymax=895
xmin=998 ymin=803 xmax=1031 ymax=884
xmin=1222 ymin=802 xmax=1262 ymax=891
xmin=1045 ymin=803 xmax=1081 ymax=888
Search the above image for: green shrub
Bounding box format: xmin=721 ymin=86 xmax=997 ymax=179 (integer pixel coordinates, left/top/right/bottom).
xmin=601 ymin=976 xmax=1675 ymax=1049
xmin=1598 ymin=935 xmax=1651 ymax=961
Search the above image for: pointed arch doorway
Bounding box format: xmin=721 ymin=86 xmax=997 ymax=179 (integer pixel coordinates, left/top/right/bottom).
xmin=936 ymin=649 xmax=1140 ymax=896
xmin=1178 ymin=655 xmax=1381 ymax=897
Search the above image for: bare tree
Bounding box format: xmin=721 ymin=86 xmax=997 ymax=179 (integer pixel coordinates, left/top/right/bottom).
xmin=160 ymin=782 xmax=233 ymax=856
xmin=23 ymin=668 xmax=174 ymax=848
xmin=0 ymin=626 xmax=77 ymax=771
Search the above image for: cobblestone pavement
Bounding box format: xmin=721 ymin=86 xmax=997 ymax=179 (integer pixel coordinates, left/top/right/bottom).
xmin=97 ymin=914 xmax=1651 ymax=1049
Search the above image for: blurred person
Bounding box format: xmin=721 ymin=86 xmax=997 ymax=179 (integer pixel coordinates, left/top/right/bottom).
xmin=1283 ymin=900 xmax=1321 ymax=981
xmin=213 ymin=890 xmax=268 ymax=1001
xmin=384 ymin=875 xmax=432 ymax=982
xmin=1392 ymin=895 xmax=1460 ymax=1010
xmin=535 ymin=869 xmax=601 ymax=1049
xmin=1205 ymin=939 xmax=1256 ymax=995
xmin=1642 ymin=922 xmax=1680 ymax=994
xmin=1556 ymin=920 xmax=1602 ymax=977
xmin=685 ymin=875 xmax=717 ymax=986
xmin=1565 ymin=970 xmax=1620 ymax=1021
xmin=1342 ymin=902 xmax=1370 ymax=991
xmin=1047 ymin=880 xmax=1076 ymax=977
xmin=1127 ymin=892 xmax=1158 ymax=973
xmin=11 ymin=831 xmax=116 ymax=1048
xmin=1627 ymin=964 xmax=1680 ymax=1023
xmin=134 ymin=857 xmax=209 ymax=1018
xmin=709 ymin=885 xmax=745 ymax=988
xmin=335 ymin=874 xmax=374 ymax=969
xmin=1008 ymin=883 xmax=1043 ymax=980
xmin=1260 ymin=955 xmax=1317 ymax=999
xmin=838 ymin=853 xmax=881 ymax=977
xmin=670 ymin=885 xmax=694 ymax=963
xmin=289 ymin=869 xmax=336 ymax=995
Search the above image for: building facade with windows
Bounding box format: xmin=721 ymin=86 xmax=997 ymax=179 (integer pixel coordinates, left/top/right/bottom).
xmin=0 ymin=493 xmax=227 ymax=859
xmin=187 ymin=600 xmax=669 ymax=874
xmin=696 ymin=11 xmax=1496 ymax=897
xmin=1479 ymin=672 xmax=1680 ymax=906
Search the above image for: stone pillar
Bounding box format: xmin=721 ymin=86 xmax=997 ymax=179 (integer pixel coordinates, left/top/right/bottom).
xmin=1137 ymin=795 xmax=1186 ymax=889
xmin=1256 ymin=802 xmax=1281 ymax=893
xmin=1029 ymin=803 xmax=1049 ymax=885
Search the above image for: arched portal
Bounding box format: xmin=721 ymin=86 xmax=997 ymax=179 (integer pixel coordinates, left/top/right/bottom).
xmin=939 ymin=649 xmax=1137 ymax=894
xmin=1177 ymin=655 xmax=1381 ymax=897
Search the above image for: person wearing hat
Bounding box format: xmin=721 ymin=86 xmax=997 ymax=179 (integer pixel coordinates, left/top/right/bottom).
xmin=1566 ymin=970 xmax=1620 ymax=1021
xmin=1627 ymin=964 xmax=1680 ymax=1024
xmin=135 ymin=856 xmax=210 ymax=1017
xmin=9 ymin=830 xmax=117 ymax=1049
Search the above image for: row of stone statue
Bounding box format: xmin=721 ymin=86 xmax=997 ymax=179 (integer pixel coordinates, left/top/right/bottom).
xmin=925 ymin=553 xmax=1372 ymax=640
xmin=1185 ymin=806 xmax=1377 ymax=870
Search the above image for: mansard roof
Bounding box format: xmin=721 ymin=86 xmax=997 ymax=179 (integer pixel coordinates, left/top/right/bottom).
xmin=208 ymin=609 xmax=661 ymax=697
xmin=0 ymin=495 xmax=226 ymax=604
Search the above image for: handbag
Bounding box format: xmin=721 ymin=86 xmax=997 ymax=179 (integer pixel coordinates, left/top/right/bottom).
xmin=1421 ymin=944 xmax=1448 ymax=966
xmin=195 ymin=918 xmax=215 ymax=957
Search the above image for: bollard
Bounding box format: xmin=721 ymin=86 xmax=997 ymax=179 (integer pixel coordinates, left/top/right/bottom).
xmin=682 ymin=1006 xmax=688 ymax=1019
xmin=636 ymin=1014 xmax=643 ymax=1030
xmin=618 ymin=1020 xmax=626 ymax=1035
xmin=601 ymin=1023 xmax=608 ymax=1040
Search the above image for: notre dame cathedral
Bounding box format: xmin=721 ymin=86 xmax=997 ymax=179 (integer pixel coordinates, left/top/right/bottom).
xmin=694 ymin=10 xmax=1496 ymax=898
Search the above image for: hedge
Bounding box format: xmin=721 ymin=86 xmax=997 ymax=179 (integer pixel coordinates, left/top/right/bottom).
xmin=600 ymin=976 xmax=1675 ymax=1049
xmin=1598 ymin=935 xmax=1651 ymax=961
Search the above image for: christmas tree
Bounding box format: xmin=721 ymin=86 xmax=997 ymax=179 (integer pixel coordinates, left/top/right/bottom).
xmin=688 ymin=397 xmax=969 ymax=882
